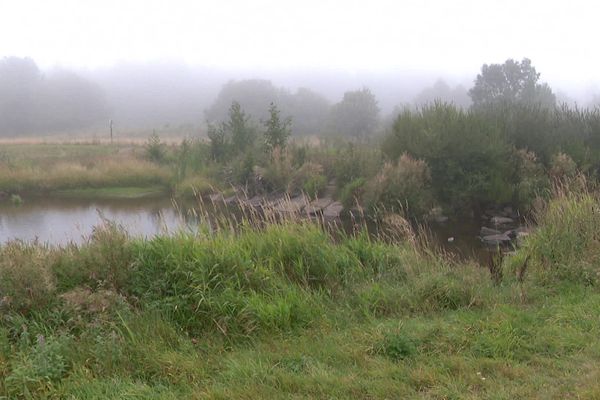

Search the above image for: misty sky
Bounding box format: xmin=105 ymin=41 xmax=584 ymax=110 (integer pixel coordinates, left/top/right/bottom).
xmin=1 ymin=0 xmax=598 ymax=93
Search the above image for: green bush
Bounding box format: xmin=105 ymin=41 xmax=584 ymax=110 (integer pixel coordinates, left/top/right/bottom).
xmin=364 ymin=154 xmax=434 ymax=218
xmin=144 ymin=133 xmax=167 ymax=164
xmin=0 ymin=243 xmax=55 ymax=314
xmin=372 ymin=330 xmax=417 ymax=361
xmin=5 ymin=335 xmax=71 ymax=397
xmin=340 ymin=178 xmax=366 ymax=208
xmin=383 ymin=103 xmax=516 ymax=213
xmin=53 ymin=222 xmax=134 ymax=292
xmin=514 ymin=148 xmax=550 ymax=210
xmin=289 ymin=162 xmax=327 ymax=197
xmin=516 ymin=182 xmax=600 ymax=286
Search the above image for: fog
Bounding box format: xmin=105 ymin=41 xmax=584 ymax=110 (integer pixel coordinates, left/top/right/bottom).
xmin=1 ymin=0 xmax=600 ymax=135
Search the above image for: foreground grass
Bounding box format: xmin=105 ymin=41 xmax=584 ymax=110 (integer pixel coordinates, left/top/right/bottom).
xmin=0 ymin=187 xmax=599 ymax=398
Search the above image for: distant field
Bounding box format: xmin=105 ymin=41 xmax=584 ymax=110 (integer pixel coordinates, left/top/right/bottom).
xmin=0 ymin=142 xmax=174 ymax=195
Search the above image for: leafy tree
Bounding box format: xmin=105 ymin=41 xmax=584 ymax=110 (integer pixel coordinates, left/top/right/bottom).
xmin=329 ymin=88 xmax=380 ymax=138
xmin=145 ymin=132 xmax=166 ymax=163
xmin=469 ymin=58 xmax=556 ymax=109
xmin=206 ymin=80 xmax=329 ymax=136
xmin=227 ymin=101 xmax=255 ymax=154
xmin=207 ymin=123 xmax=228 ymax=162
xmin=287 ymin=87 xmax=330 ymax=135
xmin=0 ymin=57 xmax=108 ymax=136
xmin=382 ymin=103 xmax=516 ymax=214
xmin=263 ymin=102 xmax=292 ymax=152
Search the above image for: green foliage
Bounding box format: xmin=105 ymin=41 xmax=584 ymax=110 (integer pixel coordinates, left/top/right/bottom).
xmin=228 ymin=101 xmax=256 ymax=154
xmin=302 ymin=175 xmax=326 ymax=199
xmin=5 ymin=335 xmax=71 ymax=397
xmin=232 ymin=151 xmax=256 ymax=187
xmin=340 ymin=177 xmax=366 ymax=208
xmin=145 ymin=133 xmax=167 ymax=163
xmin=383 ymin=103 xmax=515 ymax=213
xmin=174 ymin=175 xmax=214 ymax=198
xmin=53 ymin=222 xmax=134 ymax=292
xmin=0 ymin=243 xmax=55 ymax=314
xmin=257 ymin=149 xmax=294 ymax=193
xmin=288 ymin=162 xmax=327 ymax=197
xmin=364 ymin=154 xmax=434 ymax=218
xmin=205 ymin=80 xmax=330 ymax=136
xmin=550 ymin=152 xmax=578 ymax=180
xmin=4 ymin=178 xmax=600 ymax=397
xmin=263 ymin=102 xmax=292 ymax=152
xmin=516 ymin=180 xmax=600 ymax=286
xmin=332 ymin=143 xmax=381 ymax=189
xmin=329 ymin=87 xmax=380 ymax=138
xmin=9 ymin=193 xmax=23 ymax=205
xmin=373 ymin=330 xmax=417 ymax=361
xmin=207 ymin=122 xmax=228 ymax=162
xmin=513 ymin=148 xmax=550 ymax=209
xmin=469 ymin=58 xmax=556 ymax=109
xmin=127 ymin=223 xmax=366 ymax=337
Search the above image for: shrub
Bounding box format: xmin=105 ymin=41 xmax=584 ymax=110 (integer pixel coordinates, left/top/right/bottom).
xmin=549 ymin=152 xmax=577 ymax=180
xmin=0 ymin=243 xmax=55 ymax=314
xmin=53 ymin=222 xmax=134 ymax=292
xmin=303 ymin=175 xmax=327 ymax=199
xmin=289 ymin=162 xmax=326 ymax=197
xmin=258 ymin=148 xmax=294 ymax=193
xmin=364 ymin=154 xmax=434 ymax=218
xmin=516 ymin=181 xmax=600 ymax=286
xmin=340 ymin=178 xmax=366 ymax=208
xmin=514 ymin=148 xmax=550 ymax=210
xmin=174 ymin=175 xmax=215 ymax=198
xmin=333 ymin=143 xmax=381 ymax=190
xmin=372 ymin=330 xmax=417 ymax=361
xmin=383 ymin=103 xmax=516 ymax=213
xmin=5 ymin=335 xmax=71 ymax=397
xmin=144 ymin=133 xmax=166 ymax=163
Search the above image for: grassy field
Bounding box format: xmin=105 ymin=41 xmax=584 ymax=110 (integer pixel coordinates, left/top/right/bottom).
xmin=0 ymin=143 xmax=174 ymax=196
xmin=0 ymin=184 xmax=598 ymax=398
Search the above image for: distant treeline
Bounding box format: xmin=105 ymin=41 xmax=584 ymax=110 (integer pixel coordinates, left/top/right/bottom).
xmin=0 ymin=56 xmax=599 ymax=137
xmin=0 ymin=57 xmax=108 ymax=135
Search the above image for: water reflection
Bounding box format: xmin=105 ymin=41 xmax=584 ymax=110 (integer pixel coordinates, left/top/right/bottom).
xmin=0 ymin=197 xmax=194 ymax=245
xmin=0 ymin=196 xmax=491 ymax=263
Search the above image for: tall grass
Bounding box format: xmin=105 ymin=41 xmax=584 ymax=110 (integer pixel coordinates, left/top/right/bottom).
xmin=514 ymin=176 xmax=600 ymax=286
xmin=0 ymin=183 xmax=598 ymax=397
xmin=0 ymin=158 xmax=172 ymax=193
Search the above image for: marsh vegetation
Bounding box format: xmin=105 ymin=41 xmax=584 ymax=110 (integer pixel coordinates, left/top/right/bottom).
xmin=1 ymin=57 xmax=600 ymax=398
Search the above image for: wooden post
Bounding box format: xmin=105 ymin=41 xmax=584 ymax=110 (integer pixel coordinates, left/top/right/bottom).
xmin=109 ymin=119 xmax=113 ymax=144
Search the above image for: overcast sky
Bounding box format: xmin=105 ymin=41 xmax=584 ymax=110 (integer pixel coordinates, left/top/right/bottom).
xmin=0 ymin=0 xmax=598 ymax=94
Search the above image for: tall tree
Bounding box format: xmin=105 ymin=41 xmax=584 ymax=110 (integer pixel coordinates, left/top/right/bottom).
xmin=469 ymin=58 xmax=556 ymax=109
xmin=227 ymin=101 xmax=255 ymax=154
xmin=329 ymin=88 xmax=380 ymax=138
xmin=263 ymin=102 xmax=291 ymax=152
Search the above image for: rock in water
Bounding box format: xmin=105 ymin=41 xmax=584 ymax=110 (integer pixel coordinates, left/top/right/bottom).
xmin=490 ymin=216 xmax=514 ymax=226
xmin=323 ymin=201 xmax=343 ymax=218
xmin=305 ymin=198 xmax=334 ymax=215
xmin=480 ymin=226 xmax=502 ymax=236
xmin=481 ymin=233 xmax=512 ymax=246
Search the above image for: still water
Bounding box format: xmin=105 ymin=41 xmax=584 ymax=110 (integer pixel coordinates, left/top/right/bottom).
xmin=0 ymin=197 xmax=195 ymax=245
xmin=0 ymin=196 xmax=490 ymax=260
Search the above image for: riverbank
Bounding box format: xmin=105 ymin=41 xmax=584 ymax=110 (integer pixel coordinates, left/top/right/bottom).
xmin=0 ymin=185 xmax=598 ymax=398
